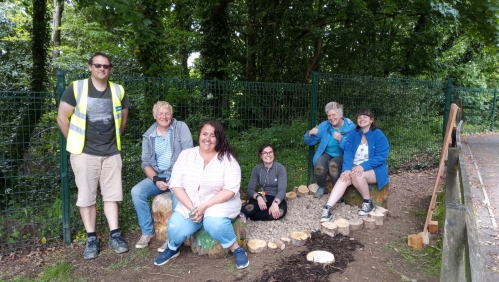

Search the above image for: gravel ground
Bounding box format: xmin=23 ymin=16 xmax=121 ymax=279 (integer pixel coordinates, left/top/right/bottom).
xmin=245 ymin=194 xmax=364 ymax=242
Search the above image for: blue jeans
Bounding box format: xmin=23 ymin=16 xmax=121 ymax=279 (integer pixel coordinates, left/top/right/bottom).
xmin=315 ymin=154 xmax=343 ymax=188
xmin=131 ymin=173 xmax=178 ymax=236
xmin=166 ymin=212 xmax=237 ymax=251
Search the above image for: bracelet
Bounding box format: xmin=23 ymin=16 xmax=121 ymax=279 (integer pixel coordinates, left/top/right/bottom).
xmin=255 ymin=194 xmax=261 ymax=200
xmin=274 ymin=200 xmax=279 ymax=204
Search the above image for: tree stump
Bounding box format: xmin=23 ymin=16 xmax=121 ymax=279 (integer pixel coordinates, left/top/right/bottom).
xmin=152 ymin=193 xmax=173 ymax=241
xmin=363 ymin=217 xmax=376 ymax=229
xmin=248 ymin=239 xmax=267 ymax=253
xmin=349 ymin=219 xmax=363 ymax=231
xmin=190 ymin=216 xmax=248 ymax=258
xmin=297 ymin=185 xmax=309 ymax=197
xmin=267 ymin=241 xmax=278 ymax=249
xmin=370 ymin=211 xmax=385 ymax=225
xmin=321 ymin=222 xmax=338 ymax=237
xmin=307 ymin=251 xmax=335 ymax=265
xmin=286 ymin=191 xmax=297 ymax=200
xmin=275 ymin=240 xmax=285 ymax=250
xmin=375 ymin=206 xmax=389 ymax=216
xmin=343 ymin=183 xmax=389 ymax=208
xmin=334 ymin=218 xmax=350 ymax=236
xmin=290 ymin=231 xmax=308 ymax=246
xmin=308 ymin=183 xmax=319 ymax=195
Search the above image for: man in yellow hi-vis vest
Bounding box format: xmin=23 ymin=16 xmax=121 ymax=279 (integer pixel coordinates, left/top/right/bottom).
xmin=57 ymin=52 xmax=130 ymax=260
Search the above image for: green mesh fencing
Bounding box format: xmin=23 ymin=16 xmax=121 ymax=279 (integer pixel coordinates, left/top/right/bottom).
xmin=451 ymin=86 xmax=498 ymax=133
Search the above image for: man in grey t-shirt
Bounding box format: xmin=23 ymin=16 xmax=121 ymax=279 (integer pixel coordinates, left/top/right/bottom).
xmin=57 ymin=52 xmax=130 ymax=260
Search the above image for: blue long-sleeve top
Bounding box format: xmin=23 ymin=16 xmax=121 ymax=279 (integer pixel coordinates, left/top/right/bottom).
xmin=342 ymin=128 xmax=390 ymax=190
xmin=304 ymin=117 xmax=356 ymax=165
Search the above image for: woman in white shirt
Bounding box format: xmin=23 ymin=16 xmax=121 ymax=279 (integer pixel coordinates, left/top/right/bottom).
xmin=153 ymin=120 xmax=249 ymax=269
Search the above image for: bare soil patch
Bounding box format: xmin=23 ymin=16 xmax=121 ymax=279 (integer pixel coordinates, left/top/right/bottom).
xmin=0 ymin=169 xmax=440 ymax=282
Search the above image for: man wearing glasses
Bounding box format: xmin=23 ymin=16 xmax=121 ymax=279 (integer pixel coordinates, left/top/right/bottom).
xmin=57 ymin=52 xmax=130 ymax=260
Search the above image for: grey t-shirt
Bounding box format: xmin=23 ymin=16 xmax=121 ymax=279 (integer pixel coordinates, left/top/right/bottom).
xmin=61 ymin=78 xmax=130 ymax=156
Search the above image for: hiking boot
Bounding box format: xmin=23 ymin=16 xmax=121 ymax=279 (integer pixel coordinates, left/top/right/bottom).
xmin=109 ymin=232 xmax=129 ymax=254
xmin=320 ymin=205 xmax=333 ymax=222
xmin=314 ymin=187 xmax=326 ymax=199
xmin=157 ymin=241 xmax=168 ymax=253
xmin=135 ymin=234 xmax=154 ymax=249
xmin=154 ymin=246 xmax=179 ymax=266
xmin=83 ymin=236 xmax=99 ymax=260
xmin=232 ymin=247 xmax=249 ymax=269
xmin=358 ymin=199 xmax=375 ymax=216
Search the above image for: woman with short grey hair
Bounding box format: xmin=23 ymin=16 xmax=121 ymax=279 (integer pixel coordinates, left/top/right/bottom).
xmin=304 ymin=102 xmax=355 ymax=198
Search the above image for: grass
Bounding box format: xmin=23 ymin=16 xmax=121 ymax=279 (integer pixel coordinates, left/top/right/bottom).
xmin=222 ymin=263 xmax=238 ymax=273
xmin=385 ymin=239 xmax=442 ymax=276
xmin=104 ymin=247 xmax=150 ymax=272
xmin=0 ymin=262 xmax=86 ymax=282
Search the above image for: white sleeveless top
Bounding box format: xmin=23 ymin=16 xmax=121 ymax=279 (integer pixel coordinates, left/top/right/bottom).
xmin=353 ymin=142 xmax=369 ymax=165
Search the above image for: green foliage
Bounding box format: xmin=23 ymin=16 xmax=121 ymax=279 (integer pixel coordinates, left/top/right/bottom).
xmin=386 ymin=237 xmax=442 ymax=276
xmin=2 ymin=261 xmax=84 ymax=282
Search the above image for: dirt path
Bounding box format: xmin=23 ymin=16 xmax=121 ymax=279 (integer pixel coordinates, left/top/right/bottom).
xmin=462 ymin=133 xmax=499 ymax=280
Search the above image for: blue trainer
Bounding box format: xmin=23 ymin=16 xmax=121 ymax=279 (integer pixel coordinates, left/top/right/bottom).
xmin=109 ymin=232 xmax=129 ymax=254
xmin=232 ymin=247 xmax=249 ymax=269
xmin=154 ymin=246 xmax=180 ymax=266
xmin=83 ymin=236 xmax=99 ymax=260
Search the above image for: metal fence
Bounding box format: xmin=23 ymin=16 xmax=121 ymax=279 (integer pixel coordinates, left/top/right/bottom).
xmin=1 ymin=70 xmax=493 ymax=255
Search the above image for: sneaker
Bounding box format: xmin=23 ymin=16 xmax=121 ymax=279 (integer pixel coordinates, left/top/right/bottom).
xmin=232 ymin=247 xmax=249 ymax=269
xmin=109 ymin=233 xmax=129 ymax=254
xmin=135 ymin=234 xmax=154 ymax=249
xmin=83 ymin=236 xmax=99 ymax=260
xmin=314 ymin=187 xmax=326 ymax=198
xmin=358 ymin=200 xmax=375 ymax=216
xmin=320 ymin=205 xmax=333 ymax=222
xmin=157 ymin=241 xmax=168 ymax=253
xmin=154 ymin=246 xmax=179 ymax=266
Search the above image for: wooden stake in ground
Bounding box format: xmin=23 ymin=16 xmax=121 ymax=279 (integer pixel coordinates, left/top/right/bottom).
xmin=290 ymin=231 xmax=308 ymax=246
xmin=321 ymin=222 xmax=338 ymax=237
xmin=363 ymin=217 xmax=376 ymax=229
xmin=333 ymin=218 xmax=350 ymax=236
xmin=349 ymin=219 xmax=363 ymax=231
xmin=275 ymin=240 xmax=285 ymax=250
xmin=247 ymin=239 xmax=267 ymax=253
xmin=285 ymin=191 xmax=297 ymax=200
xmin=308 ymin=183 xmax=319 ymax=195
xmin=297 ymin=185 xmax=309 ymax=197
xmin=370 ymin=211 xmax=385 ymax=225
xmin=306 ymin=251 xmax=335 ymax=265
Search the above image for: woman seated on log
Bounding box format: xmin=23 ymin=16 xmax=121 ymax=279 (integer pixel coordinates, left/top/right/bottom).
xmin=154 ymin=120 xmax=249 ymax=269
xmin=320 ymin=109 xmax=390 ymax=222
xmin=241 ymin=144 xmax=287 ymax=221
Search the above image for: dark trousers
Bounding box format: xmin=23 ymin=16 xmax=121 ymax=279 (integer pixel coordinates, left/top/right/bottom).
xmin=241 ymin=195 xmax=287 ymax=221
xmin=315 ymin=154 xmax=343 ymax=188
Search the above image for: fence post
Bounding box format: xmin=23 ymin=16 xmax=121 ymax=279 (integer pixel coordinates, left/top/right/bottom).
xmin=441 ymin=203 xmax=467 ymax=282
xmin=490 ymin=89 xmax=497 ymax=131
xmin=443 ymin=78 xmax=453 ymax=137
xmin=308 ymin=72 xmax=319 ymax=185
xmin=57 ymin=69 xmax=71 ymax=246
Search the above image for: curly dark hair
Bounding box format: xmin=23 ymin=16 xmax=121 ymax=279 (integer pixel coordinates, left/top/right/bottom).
xmin=198 ymin=119 xmax=238 ymax=162
xmin=355 ymin=108 xmax=379 ymax=131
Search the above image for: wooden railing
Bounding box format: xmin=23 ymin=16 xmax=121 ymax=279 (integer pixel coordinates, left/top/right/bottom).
xmin=440 ymin=121 xmax=485 ymax=282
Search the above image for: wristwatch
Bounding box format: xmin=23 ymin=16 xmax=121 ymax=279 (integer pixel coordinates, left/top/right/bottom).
xmin=255 ymin=194 xmax=262 ymax=200
xmin=274 ymin=200 xmax=279 ymax=204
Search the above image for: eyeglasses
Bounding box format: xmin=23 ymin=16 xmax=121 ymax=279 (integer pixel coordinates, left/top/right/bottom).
xmin=261 ymin=151 xmax=274 ymax=156
xmin=91 ymin=64 xmax=112 ymax=69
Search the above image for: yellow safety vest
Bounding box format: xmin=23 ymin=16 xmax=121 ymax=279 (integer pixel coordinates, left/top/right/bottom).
xmin=66 ymin=79 xmax=125 ymax=154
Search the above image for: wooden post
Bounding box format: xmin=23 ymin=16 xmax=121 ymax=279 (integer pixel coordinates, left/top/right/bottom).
xmin=441 ymin=203 xmax=466 ymax=281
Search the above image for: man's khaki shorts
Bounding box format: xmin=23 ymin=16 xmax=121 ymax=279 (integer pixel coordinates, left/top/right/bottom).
xmin=70 ymin=153 xmax=123 ymax=207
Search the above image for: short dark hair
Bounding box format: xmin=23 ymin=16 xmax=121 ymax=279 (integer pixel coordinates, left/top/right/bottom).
xmin=88 ymin=52 xmax=113 ymax=67
xmin=355 ymin=108 xmax=378 ymax=131
xmin=198 ymin=119 xmax=238 ymax=162
xmin=258 ymin=143 xmax=275 ymax=160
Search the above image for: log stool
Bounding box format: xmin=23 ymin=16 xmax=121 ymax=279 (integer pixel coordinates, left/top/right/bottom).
xmin=190 ymin=215 xmax=248 ymax=258
xmin=152 ymin=192 xmax=174 ymax=241
xmin=342 ymin=183 xmax=389 ymax=208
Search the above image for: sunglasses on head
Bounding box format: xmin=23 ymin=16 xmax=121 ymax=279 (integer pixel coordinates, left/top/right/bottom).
xmin=91 ymin=64 xmax=112 ymax=69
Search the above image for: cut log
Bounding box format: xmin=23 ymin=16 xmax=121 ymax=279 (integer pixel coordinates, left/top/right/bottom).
xmin=375 ymin=206 xmax=388 ymax=216
xmin=286 ymin=191 xmax=297 ymax=200
xmin=363 ymin=217 xmax=376 ymax=229
xmin=267 ymin=242 xmax=278 ymax=249
xmin=308 ymin=183 xmax=319 ymax=195
xmin=248 ymin=239 xmax=267 ymax=253
xmin=321 ymin=222 xmax=338 ymax=237
xmin=429 ymin=220 xmax=438 ymax=233
xmin=297 ymin=185 xmax=309 ymax=197
xmin=275 ymin=240 xmax=285 ymax=250
xmin=333 ymin=218 xmax=350 ymax=236
xmin=349 ymin=219 xmax=363 ymax=231
xmin=306 ymin=251 xmax=335 ymax=265
xmin=280 ymin=237 xmax=291 ymax=244
xmin=290 ymin=231 xmax=308 ymax=246
xmin=370 ymin=211 xmax=385 ymax=225
xmin=408 ymin=233 xmax=423 ymax=249
xmin=152 ymin=193 xmax=173 ymax=241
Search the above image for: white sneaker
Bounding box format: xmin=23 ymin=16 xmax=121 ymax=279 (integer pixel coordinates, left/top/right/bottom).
xmin=135 ymin=234 xmax=154 ymax=249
